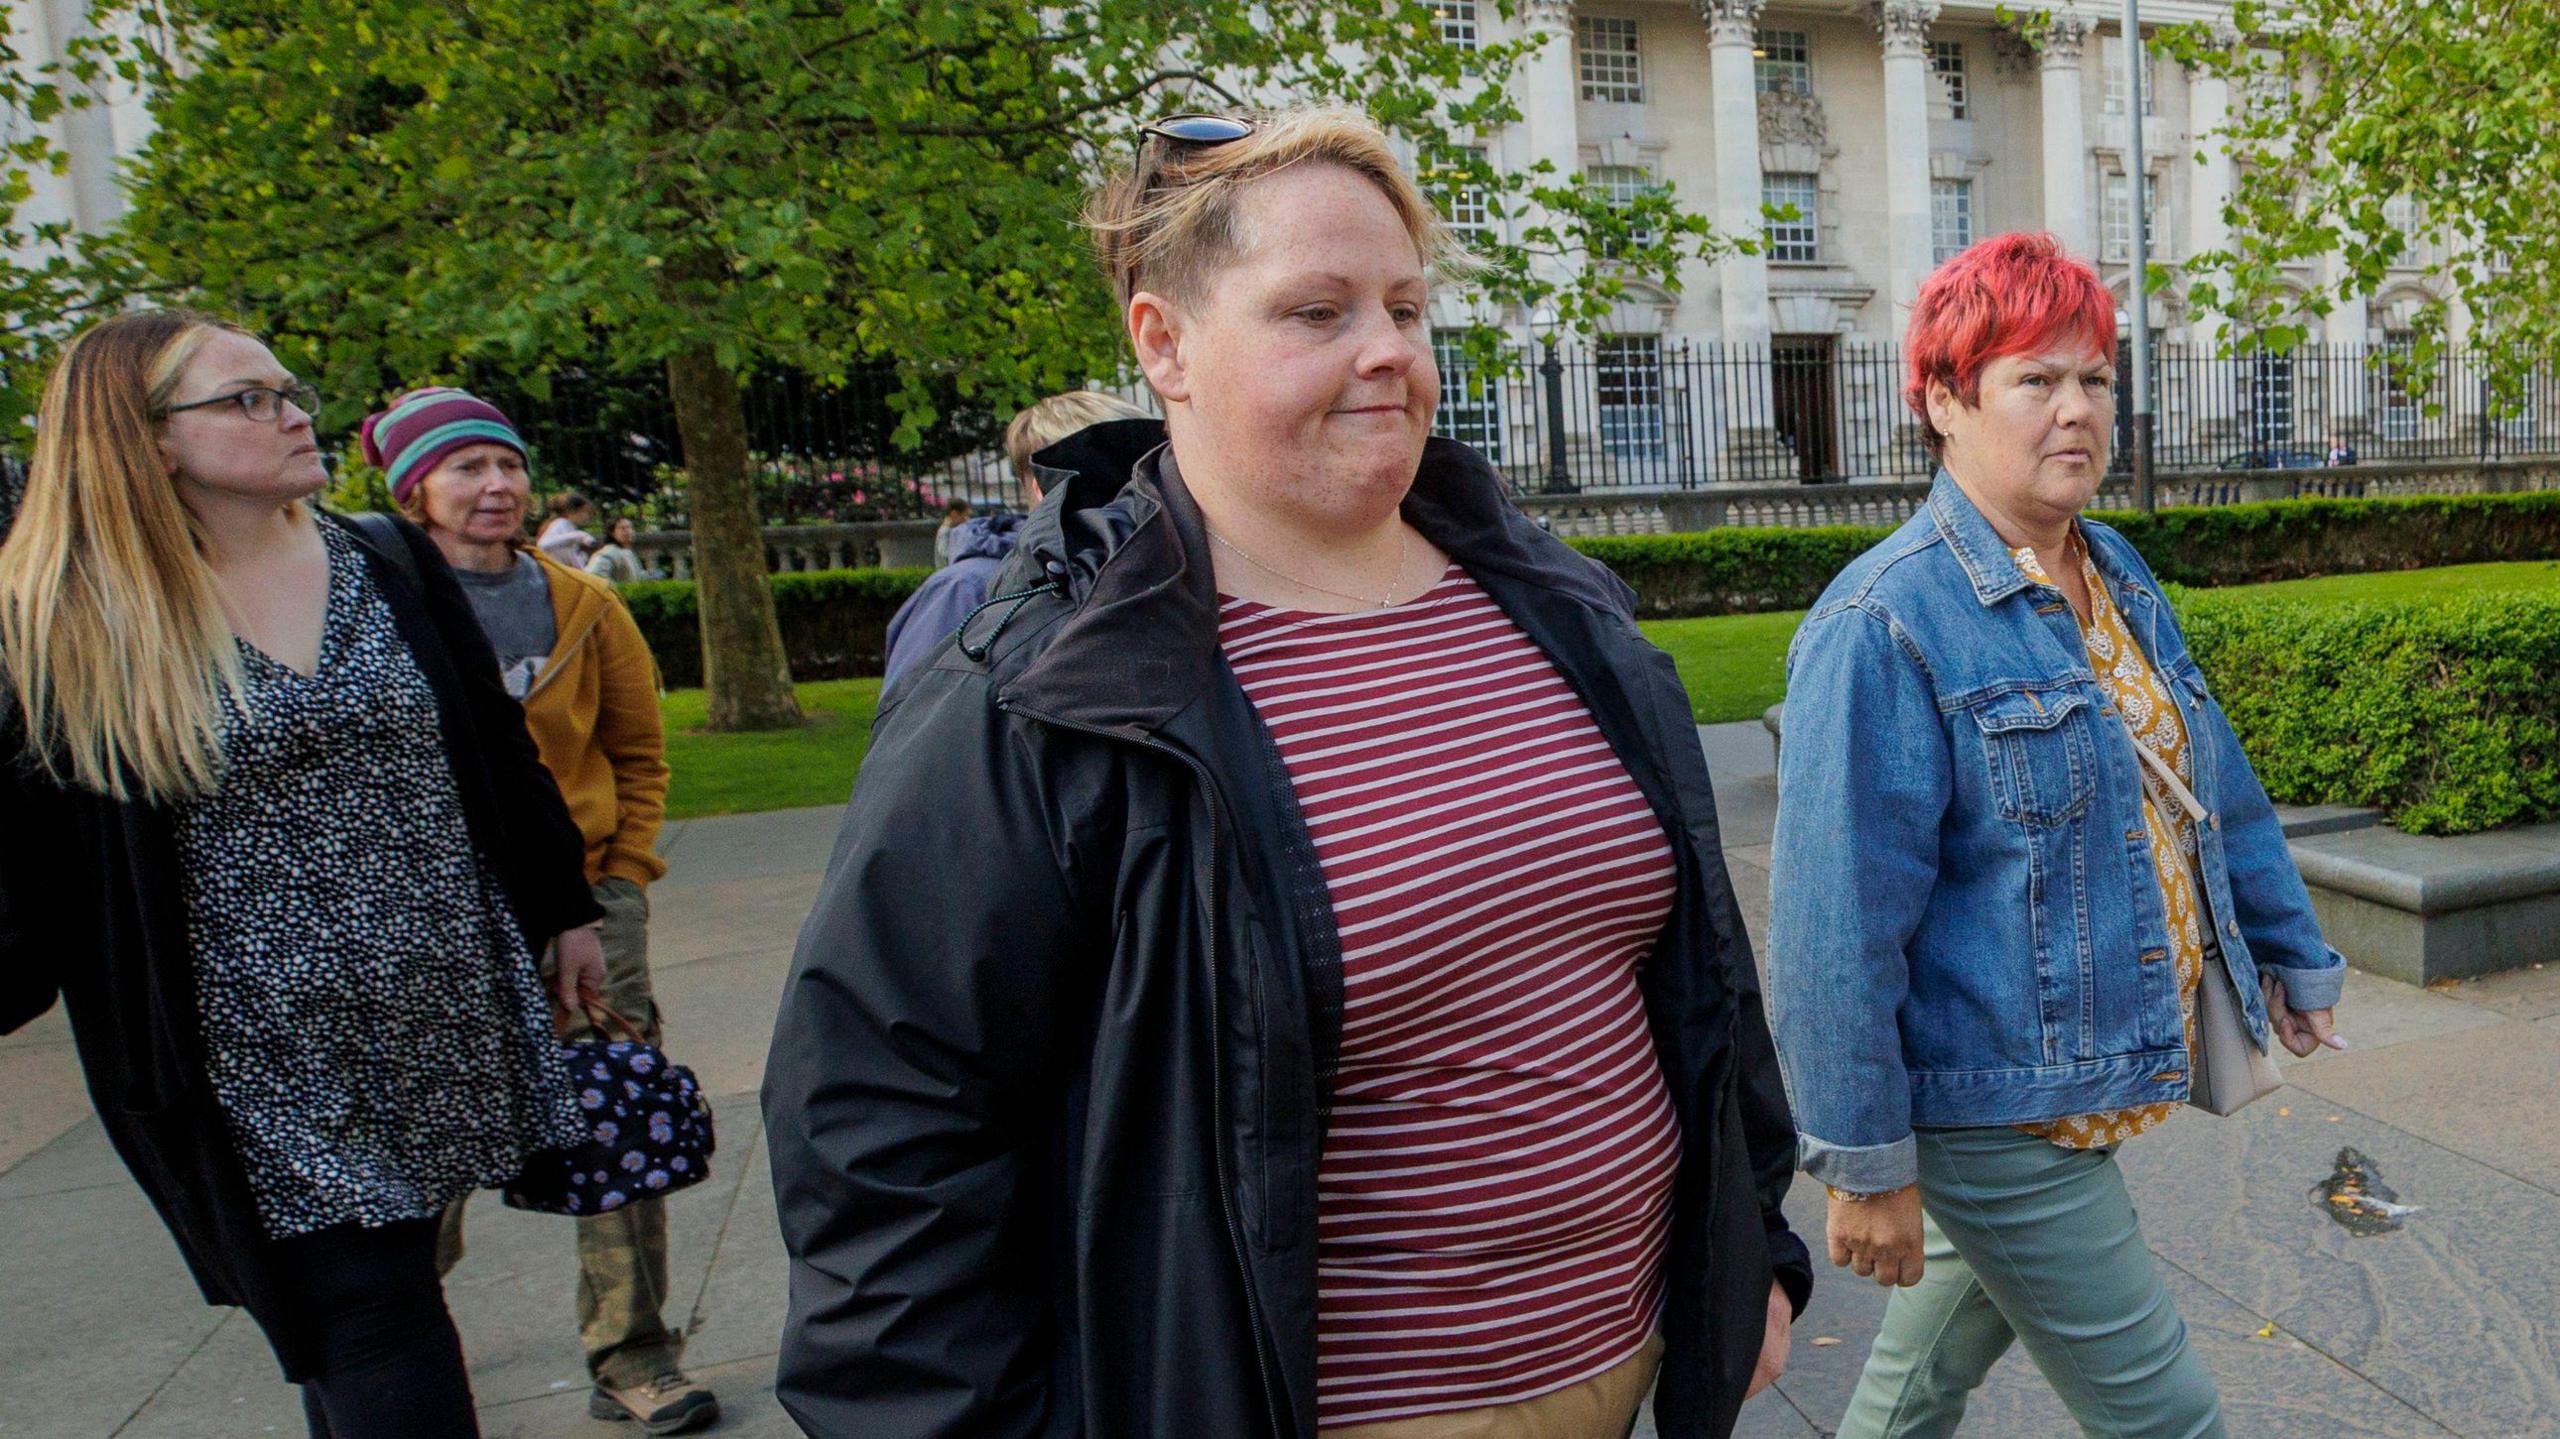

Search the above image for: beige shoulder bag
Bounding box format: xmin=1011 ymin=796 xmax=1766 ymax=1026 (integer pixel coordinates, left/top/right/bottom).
xmin=2116 ymin=715 xmax=2287 ymax=1116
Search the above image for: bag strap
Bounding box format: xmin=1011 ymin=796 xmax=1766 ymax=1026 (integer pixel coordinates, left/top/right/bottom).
xmin=578 ymin=998 xmax=650 ymax=1046
xmin=2110 ymin=706 xmax=2209 ymax=827
xmin=343 ymin=510 xmax=426 ymax=595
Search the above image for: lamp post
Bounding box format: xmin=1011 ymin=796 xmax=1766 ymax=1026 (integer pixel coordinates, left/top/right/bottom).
xmin=2122 ymin=0 xmax=2157 ymax=511
xmin=1534 ymin=305 xmax=1576 ymax=494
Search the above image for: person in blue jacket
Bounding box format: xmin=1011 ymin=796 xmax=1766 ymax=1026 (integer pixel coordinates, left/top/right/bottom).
xmin=881 ymin=390 xmax=1154 ymax=687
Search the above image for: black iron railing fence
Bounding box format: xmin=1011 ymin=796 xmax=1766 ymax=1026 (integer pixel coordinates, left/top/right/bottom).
xmin=133 ymin=342 xmax=2551 ymax=525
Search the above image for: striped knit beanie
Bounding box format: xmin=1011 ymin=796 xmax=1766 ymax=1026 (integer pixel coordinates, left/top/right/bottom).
xmin=359 ymin=386 xmax=527 ymax=504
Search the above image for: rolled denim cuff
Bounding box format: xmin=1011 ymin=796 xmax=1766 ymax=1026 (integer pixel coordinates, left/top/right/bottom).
xmin=1797 ymin=1130 xmax=1917 ymax=1195
xmin=2263 ymin=948 xmax=2347 ymax=1012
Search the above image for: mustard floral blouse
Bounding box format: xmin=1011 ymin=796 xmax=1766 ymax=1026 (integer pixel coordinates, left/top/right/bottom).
xmin=2012 ymin=529 xmax=2205 ymax=1150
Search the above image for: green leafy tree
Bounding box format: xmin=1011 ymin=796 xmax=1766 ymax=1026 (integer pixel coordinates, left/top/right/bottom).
xmin=2155 ymin=1 xmax=2558 ymax=406
xmin=21 ymin=0 xmax=1741 ymax=728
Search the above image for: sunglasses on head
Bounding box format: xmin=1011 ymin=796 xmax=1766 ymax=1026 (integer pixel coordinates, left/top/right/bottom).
xmin=1138 ymin=113 xmax=1258 ymax=149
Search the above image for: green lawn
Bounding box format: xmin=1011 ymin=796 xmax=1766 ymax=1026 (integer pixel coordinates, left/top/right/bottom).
xmin=656 ymin=561 xmax=2560 ymax=817
xmin=2182 ymin=559 xmax=2560 ymax=604
xmin=662 ymin=678 xmax=882 ymax=820
xmin=1641 ymin=610 xmax=1806 ymax=726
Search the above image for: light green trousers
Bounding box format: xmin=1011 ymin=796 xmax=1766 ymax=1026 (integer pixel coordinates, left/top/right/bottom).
xmin=1838 ymin=1126 xmax=2226 ymax=1439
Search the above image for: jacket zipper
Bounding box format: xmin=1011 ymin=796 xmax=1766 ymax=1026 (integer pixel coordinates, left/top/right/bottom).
xmin=996 ymin=698 xmax=1289 ymax=1439
xmin=522 ymin=610 xmax=602 ymax=702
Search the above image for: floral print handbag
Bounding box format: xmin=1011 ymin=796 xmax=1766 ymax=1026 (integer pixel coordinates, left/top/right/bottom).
xmin=503 ymin=1002 xmax=717 ymax=1217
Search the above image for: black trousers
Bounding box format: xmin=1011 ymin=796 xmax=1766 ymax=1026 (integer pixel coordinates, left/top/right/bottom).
xmin=268 ymin=1217 xmax=481 ymax=1438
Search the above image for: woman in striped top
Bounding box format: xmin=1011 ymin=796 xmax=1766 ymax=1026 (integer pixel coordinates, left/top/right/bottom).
xmin=766 ymin=106 xmax=1809 ymax=1439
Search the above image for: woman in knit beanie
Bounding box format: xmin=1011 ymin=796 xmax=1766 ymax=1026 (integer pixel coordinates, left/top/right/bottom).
xmin=359 ymin=386 xmax=714 ymax=1434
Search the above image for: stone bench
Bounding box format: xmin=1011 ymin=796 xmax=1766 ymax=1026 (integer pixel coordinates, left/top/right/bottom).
xmin=2289 ymin=820 xmax=2560 ymax=986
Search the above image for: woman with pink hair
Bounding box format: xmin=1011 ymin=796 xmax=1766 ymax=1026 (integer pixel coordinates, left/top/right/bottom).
xmin=1768 ymin=233 xmax=2347 ymax=1437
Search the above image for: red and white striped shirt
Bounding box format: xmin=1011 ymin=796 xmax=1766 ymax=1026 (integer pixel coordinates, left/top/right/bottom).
xmin=1219 ymin=564 xmax=1681 ymax=1429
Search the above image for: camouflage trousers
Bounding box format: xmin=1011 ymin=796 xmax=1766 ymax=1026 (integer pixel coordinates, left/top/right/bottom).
xmin=437 ymin=876 xmax=684 ymax=1390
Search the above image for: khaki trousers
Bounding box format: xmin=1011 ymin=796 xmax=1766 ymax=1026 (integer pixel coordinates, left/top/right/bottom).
xmin=1318 ymin=1332 xmax=1665 ymax=1439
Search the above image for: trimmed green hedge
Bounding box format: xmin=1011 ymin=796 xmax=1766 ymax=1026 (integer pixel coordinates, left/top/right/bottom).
xmin=1569 ymin=526 xmax=1888 ymax=617
xmin=2178 ymin=590 xmax=2560 ymax=836
xmin=1567 ymin=491 xmax=2560 ymax=618
xmin=2100 ymin=491 xmax=2560 ymax=587
xmin=624 ymin=568 xmax=928 ymax=688
xmin=628 ymin=490 xmax=2560 ymax=685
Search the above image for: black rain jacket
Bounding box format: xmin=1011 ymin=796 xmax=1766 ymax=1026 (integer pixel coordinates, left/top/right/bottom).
xmin=762 ymin=421 xmax=1811 ymax=1439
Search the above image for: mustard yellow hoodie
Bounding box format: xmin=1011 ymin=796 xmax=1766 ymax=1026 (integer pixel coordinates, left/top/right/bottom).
xmin=521 ymin=551 xmax=669 ymax=887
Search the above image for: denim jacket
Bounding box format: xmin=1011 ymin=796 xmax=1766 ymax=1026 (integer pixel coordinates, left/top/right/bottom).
xmin=1768 ymin=474 xmax=2348 ymax=1194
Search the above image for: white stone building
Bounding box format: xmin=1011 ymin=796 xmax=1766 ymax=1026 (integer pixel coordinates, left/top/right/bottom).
xmin=1417 ymin=0 xmax=2490 ymax=481
xmin=3 ymin=0 xmax=155 ymax=270
xmin=11 ymin=0 xmax=2509 ymax=483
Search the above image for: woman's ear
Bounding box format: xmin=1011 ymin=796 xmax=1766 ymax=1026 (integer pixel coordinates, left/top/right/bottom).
xmin=1128 ymin=291 xmax=1192 ymax=405
xmin=1924 ymin=379 xmax=1960 ymax=458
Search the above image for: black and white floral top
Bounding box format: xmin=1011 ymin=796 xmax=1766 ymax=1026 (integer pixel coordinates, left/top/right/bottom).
xmin=176 ymin=521 xmax=585 ymax=1238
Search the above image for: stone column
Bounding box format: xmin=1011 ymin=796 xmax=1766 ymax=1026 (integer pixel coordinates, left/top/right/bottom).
xmin=38 ymin=0 xmax=127 ymax=235
xmin=1520 ymin=0 xmax=1584 ymax=300
xmin=2321 ymin=248 xmax=2371 ymax=445
xmin=1700 ymin=0 xmax=1771 ymax=350
xmin=1873 ymin=1 xmax=1941 ymax=315
xmin=2186 ymin=26 xmax=2237 ymax=442
xmin=1516 ymin=1 xmax=1585 ymax=472
xmin=1697 ymin=0 xmax=1794 ymax=476
xmin=2037 ymin=8 xmax=2094 ymax=258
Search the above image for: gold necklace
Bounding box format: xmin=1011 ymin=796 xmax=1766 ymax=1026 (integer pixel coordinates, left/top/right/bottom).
xmin=1207 ymin=524 xmax=1414 ymax=609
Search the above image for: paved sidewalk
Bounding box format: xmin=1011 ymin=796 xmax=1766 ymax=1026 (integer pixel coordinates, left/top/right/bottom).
xmin=7 ymin=722 xmax=2560 ymax=1436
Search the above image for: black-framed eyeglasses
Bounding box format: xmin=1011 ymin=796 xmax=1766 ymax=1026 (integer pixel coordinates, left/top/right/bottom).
xmin=161 ymin=383 xmax=321 ymax=424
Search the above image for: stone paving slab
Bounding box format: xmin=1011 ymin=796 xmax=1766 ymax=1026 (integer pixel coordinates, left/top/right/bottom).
xmin=14 ymin=757 xmax=2560 ymax=1436
xmin=2438 ymin=961 xmax=2560 ymax=1022
xmin=0 ymin=1174 xmax=234 ymax=1437
xmin=2286 ymin=1017 xmax=2560 ymax=1196
xmin=0 ymin=1029 xmax=90 ymax=1176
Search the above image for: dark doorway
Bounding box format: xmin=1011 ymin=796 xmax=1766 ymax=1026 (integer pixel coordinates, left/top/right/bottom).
xmin=1772 ymin=335 xmax=1840 ymax=481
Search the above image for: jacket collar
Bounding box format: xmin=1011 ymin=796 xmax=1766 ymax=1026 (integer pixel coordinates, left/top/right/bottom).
xmin=1924 ymin=469 xmax=2164 ymax=621
xmin=1924 ymin=471 xmax=2044 ymax=609
xmin=996 ymin=427 xmax=1604 ymax=734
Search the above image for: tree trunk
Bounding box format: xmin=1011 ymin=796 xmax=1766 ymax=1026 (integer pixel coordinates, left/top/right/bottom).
xmin=664 ymin=347 xmax=803 ymax=731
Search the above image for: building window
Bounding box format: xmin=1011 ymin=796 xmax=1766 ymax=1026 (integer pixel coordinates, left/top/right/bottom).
xmin=1595 ymin=335 xmax=1667 ymax=459
xmin=1432 ymin=1 xmax=1480 ymax=50
xmin=1929 ymin=40 xmax=1968 ymax=119
xmin=1432 ymin=330 xmax=1505 ymax=460
xmin=1576 ymin=16 xmax=1644 ymax=103
xmin=2244 ymin=50 xmax=2289 ymax=115
xmin=2101 ymin=35 xmax=2156 ymax=116
xmin=2383 ymin=193 xmax=2423 ymax=257
xmin=2375 ymin=331 xmax=2423 ymax=441
xmin=1931 ymin=178 xmax=1974 ymax=264
xmin=1764 ymin=172 xmax=1819 ymax=263
xmin=2249 ymin=350 xmax=2296 ymax=447
xmin=2100 ymin=171 xmax=2165 ymax=261
xmin=1586 ymin=164 xmax=1660 ymax=257
xmin=1755 ymin=28 xmax=1811 ymax=96
xmin=1428 ymin=146 xmax=1495 ymax=240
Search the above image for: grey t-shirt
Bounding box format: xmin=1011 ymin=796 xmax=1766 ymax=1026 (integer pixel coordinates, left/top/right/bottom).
xmin=452 ymin=551 xmax=557 ymax=698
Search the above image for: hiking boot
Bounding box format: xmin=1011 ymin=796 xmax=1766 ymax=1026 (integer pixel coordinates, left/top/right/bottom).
xmin=589 ymin=1371 xmax=720 ymax=1434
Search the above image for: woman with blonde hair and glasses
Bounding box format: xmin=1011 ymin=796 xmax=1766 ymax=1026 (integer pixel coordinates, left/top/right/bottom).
xmin=0 ymin=310 xmax=605 ymax=1437
xmin=766 ymin=107 xmax=1808 ymax=1439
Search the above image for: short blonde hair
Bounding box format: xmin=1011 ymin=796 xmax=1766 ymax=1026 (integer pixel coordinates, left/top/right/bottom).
xmin=1003 ymin=391 xmax=1153 ymax=483
xmin=1085 ymin=105 xmax=1479 ymax=312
